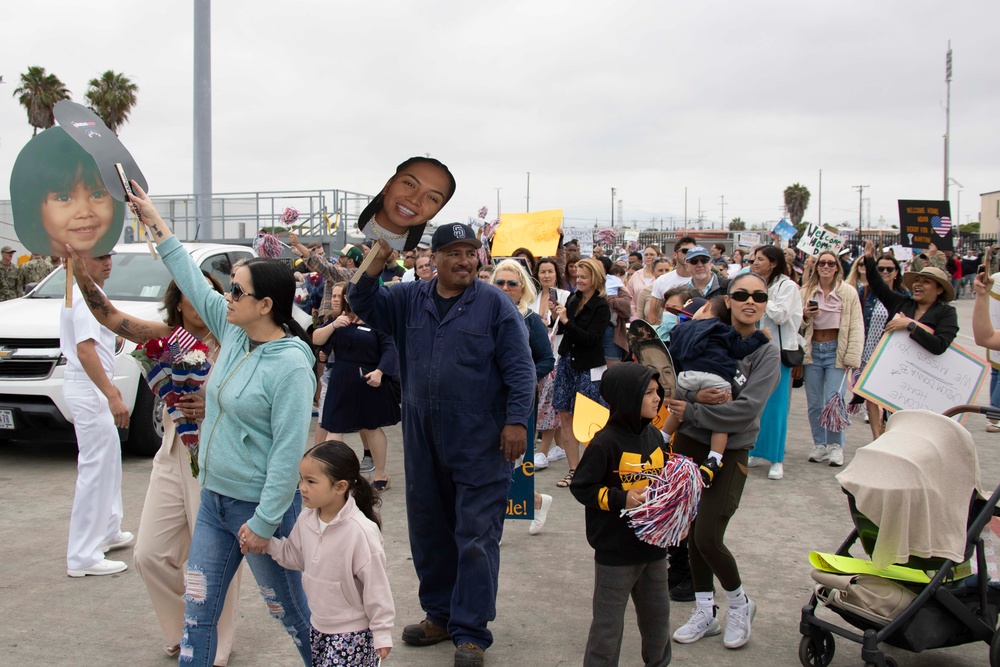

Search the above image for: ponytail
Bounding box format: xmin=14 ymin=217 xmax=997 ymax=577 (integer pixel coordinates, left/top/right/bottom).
xmin=305 ymin=441 xmax=383 ymax=530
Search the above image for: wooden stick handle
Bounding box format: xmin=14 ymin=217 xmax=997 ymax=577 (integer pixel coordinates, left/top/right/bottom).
xmin=350 ymin=249 xmax=382 ymax=285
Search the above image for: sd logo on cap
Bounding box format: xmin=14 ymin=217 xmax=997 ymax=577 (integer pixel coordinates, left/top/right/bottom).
xmin=432 ymin=223 xmax=482 ymax=253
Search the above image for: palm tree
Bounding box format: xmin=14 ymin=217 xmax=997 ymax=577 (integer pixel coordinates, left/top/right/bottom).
xmin=13 ymin=66 xmax=71 ymax=135
xmin=84 ymin=71 xmax=139 ymax=135
xmin=783 ymin=183 xmax=811 ymax=226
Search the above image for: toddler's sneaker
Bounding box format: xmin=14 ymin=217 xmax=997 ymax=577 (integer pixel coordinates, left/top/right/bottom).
xmin=723 ymin=597 xmax=756 ymax=649
xmin=808 ymin=444 xmax=829 ymax=463
xmin=672 ymin=606 xmax=721 ymax=644
xmin=547 ymin=445 xmax=567 ymax=462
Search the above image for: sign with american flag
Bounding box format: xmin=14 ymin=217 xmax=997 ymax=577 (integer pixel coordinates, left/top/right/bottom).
xmin=898 ymin=200 xmax=954 ymax=252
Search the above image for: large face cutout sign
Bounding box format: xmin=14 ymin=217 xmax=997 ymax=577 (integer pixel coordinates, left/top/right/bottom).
xmin=358 ymin=158 xmax=454 ymax=252
xmin=9 ymin=101 xmax=147 ymax=258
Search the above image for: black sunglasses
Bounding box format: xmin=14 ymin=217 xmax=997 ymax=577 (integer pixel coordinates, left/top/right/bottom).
xmin=687 ymin=257 xmax=710 ymax=265
xmin=494 ymin=279 xmax=521 ymax=288
xmin=729 ymin=290 xmax=768 ymax=303
xmin=877 ymin=266 xmax=896 ymax=273
xmin=816 ymin=260 xmax=838 ymax=268
xmin=230 ymin=282 xmax=259 ymax=302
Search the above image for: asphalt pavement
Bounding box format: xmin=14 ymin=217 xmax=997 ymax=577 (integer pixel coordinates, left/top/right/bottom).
xmin=2 ymin=295 xmax=998 ymax=666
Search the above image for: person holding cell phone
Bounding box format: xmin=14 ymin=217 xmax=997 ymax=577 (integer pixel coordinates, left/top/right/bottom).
xmin=800 ymin=250 xmax=864 ymax=468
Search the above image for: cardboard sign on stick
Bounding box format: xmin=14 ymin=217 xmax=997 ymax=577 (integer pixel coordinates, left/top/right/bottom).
xmin=898 ymin=199 xmax=954 ymax=252
xmin=490 ymin=209 xmax=563 ymax=258
xmin=798 ymin=223 xmax=843 ymax=257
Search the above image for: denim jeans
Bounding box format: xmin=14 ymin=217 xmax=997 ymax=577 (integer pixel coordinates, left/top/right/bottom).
xmin=180 ymin=489 xmax=311 ymax=666
xmin=804 ymin=340 xmax=847 ymax=447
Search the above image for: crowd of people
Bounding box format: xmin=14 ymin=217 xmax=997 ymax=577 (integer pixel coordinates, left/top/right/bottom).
xmin=52 ymin=160 xmax=986 ymax=667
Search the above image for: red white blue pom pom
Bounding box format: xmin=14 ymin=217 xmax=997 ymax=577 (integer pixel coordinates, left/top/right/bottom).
xmin=621 ymin=454 xmax=702 ymax=548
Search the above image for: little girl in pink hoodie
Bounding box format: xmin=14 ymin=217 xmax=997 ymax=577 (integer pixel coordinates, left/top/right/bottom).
xmin=268 ymin=440 xmax=394 ymax=666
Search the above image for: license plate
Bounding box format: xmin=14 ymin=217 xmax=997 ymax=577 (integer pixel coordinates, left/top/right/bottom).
xmin=0 ymin=409 xmax=13 ymax=429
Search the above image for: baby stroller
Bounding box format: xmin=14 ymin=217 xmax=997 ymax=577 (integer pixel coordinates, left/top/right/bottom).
xmin=799 ymin=405 xmax=1000 ymax=667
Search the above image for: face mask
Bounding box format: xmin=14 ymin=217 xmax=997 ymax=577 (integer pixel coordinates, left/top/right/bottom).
xmin=656 ymin=312 xmax=679 ymax=339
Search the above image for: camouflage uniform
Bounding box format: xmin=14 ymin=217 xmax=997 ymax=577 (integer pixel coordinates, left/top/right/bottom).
xmin=19 ymin=258 xmax=55 ymax=290
xmin=910 ymin=252 xmax=946 ymax=273
xmin=0 ymin=262 xmax=21 ymax=301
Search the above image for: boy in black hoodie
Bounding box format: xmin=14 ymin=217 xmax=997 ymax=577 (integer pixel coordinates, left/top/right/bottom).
xmin=570 ymin=362 xmax=671 ymax=667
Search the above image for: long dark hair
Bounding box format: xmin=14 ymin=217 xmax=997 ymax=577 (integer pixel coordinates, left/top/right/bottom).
xmin=305 ymin=441 xmax=382 ymax=529
xmin=245 ymin=258 xmax=314 ymax=356
xmin=161 ymin=271 xmax=224 ymax=329
xmin=534 ymin=257 xmax=564 ymax=291
xmin=356 ymin=157 xmax=457 ymax=250
xmin=876 ymin=253 xmax=904 ymax=291
xmin=511 ymin=247 xmax=537 ymax=271
xmin=754 ymin=246 xmax=790 ymax=285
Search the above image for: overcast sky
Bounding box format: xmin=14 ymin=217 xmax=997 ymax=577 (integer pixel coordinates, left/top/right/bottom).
xmin=2 ymin=1 xmax=998 ymax=233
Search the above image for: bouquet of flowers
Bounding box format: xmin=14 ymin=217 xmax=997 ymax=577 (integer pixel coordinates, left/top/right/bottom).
xmin=131 ymin=328 xmax=212 ymax=476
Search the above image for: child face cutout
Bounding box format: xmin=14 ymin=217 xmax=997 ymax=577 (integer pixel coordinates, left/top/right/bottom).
xmin=41 ymin=180 xmax=115 ymax=255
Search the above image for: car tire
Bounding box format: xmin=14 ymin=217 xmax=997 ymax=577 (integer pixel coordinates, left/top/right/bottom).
xmin=124 ymin=382 xmax=165 ymax=457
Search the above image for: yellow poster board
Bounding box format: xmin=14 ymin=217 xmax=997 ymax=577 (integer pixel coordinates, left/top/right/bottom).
xmin=490 ymin=209 xmax=563 ymax=258
xmin=572 ymin=393 xmax=609 ymax=445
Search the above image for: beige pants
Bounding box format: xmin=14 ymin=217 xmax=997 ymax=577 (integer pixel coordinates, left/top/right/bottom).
xmin=133 ymin=427 xmax=241 ymax=665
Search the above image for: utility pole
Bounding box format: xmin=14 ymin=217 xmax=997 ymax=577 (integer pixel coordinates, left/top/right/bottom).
xmin=611 ymin=188 xmax=616 ymax=228
xmin=684 ymin=187 xmax=688 ymax=227
xmin=854 ymin=185 xmax=869 ymax=237
xmin=526 ymin=172 xmax=530 ymax=212
xmin=818 ymin=169 xmax=823 ymax=226
xmin=193 ymin=0 xmax=213 ymax=239
xmin=495 ymin=188 xmax=501 ymax=219
xmin=719 ymin=195 xmax=726 ymax=230
xmin=944 ymin=42 xmax=952 ymax=200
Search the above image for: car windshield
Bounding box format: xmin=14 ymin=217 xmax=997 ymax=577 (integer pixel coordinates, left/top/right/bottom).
xmin=30 ymin=254 xmax=173 ymax=302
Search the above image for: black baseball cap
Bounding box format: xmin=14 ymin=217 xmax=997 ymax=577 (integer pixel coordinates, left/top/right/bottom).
xmin=431 ymin=223 xmax=482 ymax=252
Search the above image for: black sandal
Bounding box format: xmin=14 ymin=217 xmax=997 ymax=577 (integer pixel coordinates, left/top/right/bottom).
xmin=556 ymin=469 xmax=575 ymax=488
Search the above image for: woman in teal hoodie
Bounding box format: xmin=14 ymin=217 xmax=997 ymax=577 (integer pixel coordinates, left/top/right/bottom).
xmin=128 ymin=184 xmax=317 ymax=666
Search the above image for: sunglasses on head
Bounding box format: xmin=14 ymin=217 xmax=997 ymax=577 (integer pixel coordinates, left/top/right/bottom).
xmin=494 ymin=279 xmax=520 ymax=288
xmin=729 ymin=290 xmax=768 ymax=303
xmin=816 ymin=260 xmax=838 ymax=268
xmin=877 ymin=265 xmax=896 ymax=273
xmin=687 ymin=257 xmax=710 ymax=265
xmin=229 ymin=282 xmax=259 ymax=302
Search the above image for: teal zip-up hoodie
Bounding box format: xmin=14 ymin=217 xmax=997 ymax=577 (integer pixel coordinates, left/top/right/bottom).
xmin=159 ymin=236 xmax=316 ymax=538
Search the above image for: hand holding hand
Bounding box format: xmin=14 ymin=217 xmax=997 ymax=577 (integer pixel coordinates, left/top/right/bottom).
xmin=238 ymin=523 xmax=268 ymax=555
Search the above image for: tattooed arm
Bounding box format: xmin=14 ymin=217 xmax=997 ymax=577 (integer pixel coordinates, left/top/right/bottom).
xmin=127 ymin=181 xmax=174 ymax=244
xmin=67 ymin=250 xmax=171 ymax=345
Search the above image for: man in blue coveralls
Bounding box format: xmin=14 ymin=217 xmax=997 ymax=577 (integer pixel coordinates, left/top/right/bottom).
xmin=350 ymin=223 xmax=536 ymax=667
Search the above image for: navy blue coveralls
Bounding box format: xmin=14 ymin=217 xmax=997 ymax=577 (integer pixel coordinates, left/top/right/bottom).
xmin=350 ymin=273 xmax=536 ymax=649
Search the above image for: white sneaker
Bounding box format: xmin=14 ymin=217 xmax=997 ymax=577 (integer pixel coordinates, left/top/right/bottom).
xmin=767 ymin=462 xmax=783 ymax=480
xmin=360 ymin=455 xmax=375 ymax=473
xmin=808 ymin=445 xmax=829 ymax=463
xmin=533 ymin=452 xmax=549 ymax=471
xmin=747 ymin=456 xmax=762 ymax=468
xmin=988 ymin=423 xmax=1000 ymax=433
xmin=827 ymin=446 xmax=844 ymax=467
xmin=100 ymin=531 xmax=134 ymax=552
xmin=723 ymin=597 xmax=756 ymax=649
xmin=68 ymin=558 xmax=128 ymax=578
xmin=529 ymin=494 xmax=552 ymax=535
xmin=547 ymin=445 xmax=567 ymax=462
xmin=672 ymin=606 xmax=721 ymax=644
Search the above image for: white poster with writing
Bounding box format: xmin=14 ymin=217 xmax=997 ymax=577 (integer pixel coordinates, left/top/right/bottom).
xmin=854 ymin=331 xmax=988 ymax=419
xmin=564 ymin=227 xmax=594 ymax=258
xmin=798 ymin=223 xmax=844 ymax=257
xmin=737 ymin=232 xmax=761 ymax=248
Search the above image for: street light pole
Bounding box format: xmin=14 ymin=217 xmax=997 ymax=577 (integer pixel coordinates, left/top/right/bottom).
xmin=944 ymin=42 xmax=953 ymax=201
xmin=495 ymin=188 xmax=502 ymax=220
xmin=853 ymin=185 xmax=869 ymax=237
xmin=611 ymin=188 xmax=616 ymax=228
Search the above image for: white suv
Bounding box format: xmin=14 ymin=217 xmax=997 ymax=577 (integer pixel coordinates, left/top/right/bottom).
xmin=0 ymin=242 xmax=255 ymax=455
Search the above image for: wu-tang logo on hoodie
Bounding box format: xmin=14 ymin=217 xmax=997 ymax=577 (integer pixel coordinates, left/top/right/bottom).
xmin=617 ymin=449 xmax=665 ymax=490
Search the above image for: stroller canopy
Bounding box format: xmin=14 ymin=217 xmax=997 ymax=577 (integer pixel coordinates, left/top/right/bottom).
xmin=836 ymin=409 xmax=986 ymax=569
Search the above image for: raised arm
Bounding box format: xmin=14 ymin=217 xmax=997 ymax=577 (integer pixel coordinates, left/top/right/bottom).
xmin=66 ymin=247 xmax=171 ymax=344
xmin=973 ymin=273 xmax=1000 ymax=349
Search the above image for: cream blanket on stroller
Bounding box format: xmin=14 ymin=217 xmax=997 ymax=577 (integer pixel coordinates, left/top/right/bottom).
xmin=836 ymin=409 xmax=986 ymax=569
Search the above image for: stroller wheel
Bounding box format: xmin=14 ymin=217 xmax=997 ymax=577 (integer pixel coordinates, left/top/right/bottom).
xmin=798 ymin=631 xmax=835 ymax=667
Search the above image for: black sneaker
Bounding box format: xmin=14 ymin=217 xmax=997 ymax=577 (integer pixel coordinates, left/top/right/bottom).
xmin=669 ymin=578 xmax=696 ymax=602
